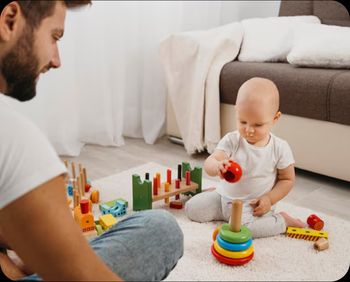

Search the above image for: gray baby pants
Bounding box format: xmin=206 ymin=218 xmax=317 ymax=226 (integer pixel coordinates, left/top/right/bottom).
xmin=185 ymin=190 xmax=286 ymax=238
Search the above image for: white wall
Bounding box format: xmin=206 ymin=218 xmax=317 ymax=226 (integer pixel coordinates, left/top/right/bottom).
xmin=220 ymin=0 xmax=281 ymax=24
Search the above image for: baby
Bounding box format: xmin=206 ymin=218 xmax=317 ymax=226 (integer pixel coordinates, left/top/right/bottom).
xmin=185 ymin=77 xmax=305 ymax=238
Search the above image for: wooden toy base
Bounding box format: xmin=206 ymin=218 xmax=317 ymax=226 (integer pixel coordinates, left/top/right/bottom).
xmin=152 ymin=180 xmax=198 ymax=202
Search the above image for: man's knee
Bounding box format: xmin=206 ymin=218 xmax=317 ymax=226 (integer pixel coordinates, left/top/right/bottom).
xmin=139 ymin=210 xmax=183 ymax=248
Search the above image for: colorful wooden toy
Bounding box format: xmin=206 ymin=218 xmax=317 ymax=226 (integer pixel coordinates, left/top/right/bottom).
xmin=211 ymin=200 xmax=254 ymax=266
xmin=74 ymin=199 xmax=96 ymax=233
xmin=132 ymin=162 xmax=202 ymax=211
xmin=221 ymin=160 xmax=242 ymax=183
xmin=99 ymin=214 xmax=117 ymax=231
xmin=286 ymin=227 xmax=328 ymax=241
xmin=99 ymin=198 xmax=128 ymax=217
xmin=307 ymin=214 xmax=324 ymax=231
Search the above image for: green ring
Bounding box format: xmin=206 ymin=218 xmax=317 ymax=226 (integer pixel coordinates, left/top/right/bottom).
xmin=219 ymin=223 xmax=252 ymax=244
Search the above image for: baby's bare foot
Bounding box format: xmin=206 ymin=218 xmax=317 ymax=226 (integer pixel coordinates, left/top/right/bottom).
xmin=280 ymin=211 xmax=306 ymax=228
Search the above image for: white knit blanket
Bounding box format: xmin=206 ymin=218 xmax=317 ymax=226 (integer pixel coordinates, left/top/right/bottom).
xmin=159 ymin=23 xmax=243 ymax=154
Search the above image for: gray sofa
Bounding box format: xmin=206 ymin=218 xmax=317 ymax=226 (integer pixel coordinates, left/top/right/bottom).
xmin=219 ymin=0 xmax=350 ymax=182
xmin=167 ymin=0 xmax=350 ymax=182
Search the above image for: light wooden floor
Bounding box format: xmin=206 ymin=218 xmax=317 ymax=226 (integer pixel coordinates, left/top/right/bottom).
xmin=61 ymin=137 xmax=350 ymax=221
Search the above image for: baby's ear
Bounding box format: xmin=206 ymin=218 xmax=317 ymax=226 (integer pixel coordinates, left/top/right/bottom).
xmin=273 ymin=111 xmax=281 ymax=123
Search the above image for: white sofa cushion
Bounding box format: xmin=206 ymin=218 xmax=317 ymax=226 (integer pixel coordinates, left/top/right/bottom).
xmin=287 ymin=23 xmax=350 ymax=69
xmin=238 ymin=16 xmax=321 ymax=62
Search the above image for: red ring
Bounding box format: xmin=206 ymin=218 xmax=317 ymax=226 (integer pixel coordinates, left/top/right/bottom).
xmin=211 ymin=244 xmax=254 ymax=266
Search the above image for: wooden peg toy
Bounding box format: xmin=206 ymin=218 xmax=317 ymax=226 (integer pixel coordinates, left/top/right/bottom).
xmin=71 ymin=162 xmax=76 ymax=179
xmin=175 ymin=179 xmax=180 ymax=200
xmin=164 ymin=182 xmax=170 ymax=204
xmin=153 ymin=176 xmax=158 ymax=196
xmin=167 ymin=169 xmax=172 ymax=185
xmin=132 ymin=162 xmax=202 ymax=211
xmin=211 ymin=200 xmax=254 ymax=266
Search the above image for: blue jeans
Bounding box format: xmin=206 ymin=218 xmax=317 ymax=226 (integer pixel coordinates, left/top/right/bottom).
xmin=18 ymin=210 xmax=183 ymax=281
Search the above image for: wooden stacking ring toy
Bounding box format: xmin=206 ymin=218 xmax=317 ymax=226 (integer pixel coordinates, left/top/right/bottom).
xmin=216 ymin=235 xmax=253 ymax=251
xmin=219 ymin=223 xmax=252 ymax=244
xmin=211 ymin=200 xmax=254 ymax=266
xmin=211 ymin=245 xmax=254 ymax=266
xmin=221 ymin=160 xmax=242 ymax=183
xmin=213 ymin=240 xmax=254 ymax=259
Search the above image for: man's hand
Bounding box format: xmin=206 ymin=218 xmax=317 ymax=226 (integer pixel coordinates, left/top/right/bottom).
xmin=0 ymin=175 xmax=121 ymax=281
xmin=249 ymin=195 xmax=272 ymax=216
xmin=0 ymin=230 xmax=10 ymax=250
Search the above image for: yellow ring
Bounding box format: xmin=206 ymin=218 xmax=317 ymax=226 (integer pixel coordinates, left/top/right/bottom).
xmin=213 ymin=240 xmax=254 ymax=259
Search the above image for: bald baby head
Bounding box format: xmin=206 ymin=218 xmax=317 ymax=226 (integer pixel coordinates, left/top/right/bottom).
xmin=236 ymin=77 xmax=280 ymax=117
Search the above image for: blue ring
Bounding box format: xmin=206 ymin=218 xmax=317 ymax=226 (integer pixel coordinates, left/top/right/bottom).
xmin=216 ymin=235 xmax=253 ymax=251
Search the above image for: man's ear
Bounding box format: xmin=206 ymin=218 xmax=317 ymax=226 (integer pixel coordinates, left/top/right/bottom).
xmin=0 ymin=2 xmax=22 ymax=42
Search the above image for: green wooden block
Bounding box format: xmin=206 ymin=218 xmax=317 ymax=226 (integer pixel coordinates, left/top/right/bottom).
xmin=182 ymin=162 xmax=202 ymax=196
xmin=132 ymin=174 xmax=152 ymax=211
xmin=95 ymin=224 xmax=104 ymax=236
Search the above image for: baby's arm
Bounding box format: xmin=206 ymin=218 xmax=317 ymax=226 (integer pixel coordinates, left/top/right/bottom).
xmin=204 ymin=149 xmax=230 ymax=178
xmin=251 ymin=164 xmax=295 ymax=216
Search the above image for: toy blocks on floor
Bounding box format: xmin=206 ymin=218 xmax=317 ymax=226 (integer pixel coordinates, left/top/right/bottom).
xmin=99 ymin=198 xmax=128 ymax=217
xmin=99 ymin=214 xmax=117 ymax=231
xmin=132 ymin=162 xmax=202 ymax=211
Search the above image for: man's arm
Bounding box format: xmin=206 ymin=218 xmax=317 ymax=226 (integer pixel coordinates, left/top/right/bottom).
xmin=0 ymin=176 xmax=122 ymax=281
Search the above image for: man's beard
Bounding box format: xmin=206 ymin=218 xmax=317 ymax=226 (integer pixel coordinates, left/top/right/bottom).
xmin=2 ymin=26 xmax=40 ymax=102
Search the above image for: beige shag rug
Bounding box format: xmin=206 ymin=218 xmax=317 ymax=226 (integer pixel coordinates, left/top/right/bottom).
xmin=93 ymin=162 xmax=350 ymax=281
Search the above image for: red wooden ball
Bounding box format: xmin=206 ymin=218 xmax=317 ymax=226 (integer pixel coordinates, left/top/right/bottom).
xmin=222 ymin=160 xmax=242 ymax=183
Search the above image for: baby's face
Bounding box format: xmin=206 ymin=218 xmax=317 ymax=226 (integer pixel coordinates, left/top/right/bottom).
xmin=236 ymin=100 xmax=279 ymax=146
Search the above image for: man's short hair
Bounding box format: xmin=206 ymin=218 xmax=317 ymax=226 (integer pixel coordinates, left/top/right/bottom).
xmin=1 ymin=1 xmax=91 ymax=29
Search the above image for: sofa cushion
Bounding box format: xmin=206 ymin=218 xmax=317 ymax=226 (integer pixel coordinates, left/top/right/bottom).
xmin=287 ymin=23 xmax=350 ymax=69
xmin=219 ymin=61 xmax=350 ymax=126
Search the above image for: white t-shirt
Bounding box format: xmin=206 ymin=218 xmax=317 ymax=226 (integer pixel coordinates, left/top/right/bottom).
xmin=0 ymin=94 xmax=67 ymax=210
xmin=216 ymin=131 xmax=295 ymax=201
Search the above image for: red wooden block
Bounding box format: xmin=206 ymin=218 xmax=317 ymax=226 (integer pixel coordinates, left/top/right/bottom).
xmin=170 ymin=200 xmax=183 ymax=209
xmin=307 ymin=214 xmax=324 ymax=231
xmin=80 ymin=199 xmax=90 ymax=214
xmin=85 ymin=183 xmax=91 ymax=193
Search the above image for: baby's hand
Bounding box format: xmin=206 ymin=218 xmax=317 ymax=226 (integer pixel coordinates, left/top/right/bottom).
xmin=249 ymin=195 xmax=271 ymax=216
xmin=217 ymin=159 xmax=231 ymax=179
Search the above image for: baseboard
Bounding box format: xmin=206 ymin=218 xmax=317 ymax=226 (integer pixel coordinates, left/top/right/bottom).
xmin=167 ymin=135 xmax=184 ymax=146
